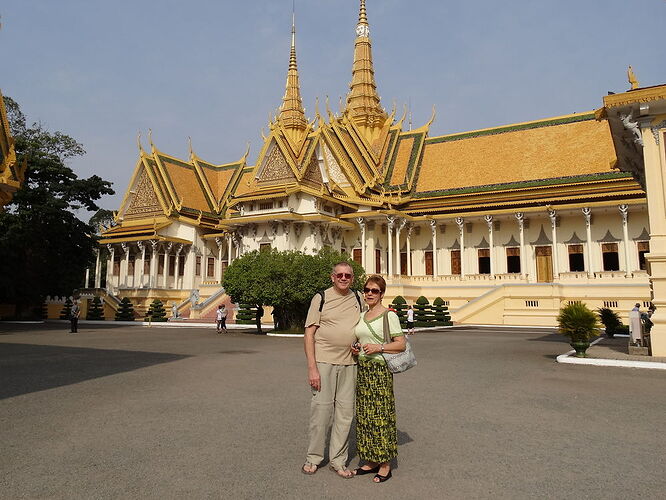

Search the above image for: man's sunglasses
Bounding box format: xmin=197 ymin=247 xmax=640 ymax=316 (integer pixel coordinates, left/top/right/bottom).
xmin=334 ymin=273 xmax=353 ymax=280
xmin=363 ymin=287 xmax=382 ymax=295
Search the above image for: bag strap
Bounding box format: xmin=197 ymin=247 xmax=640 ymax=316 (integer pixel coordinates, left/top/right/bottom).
xmin=317 ymin=291 xmax=325 ymax=312
xmin=383 ymin=311 xmax=391 ymax=344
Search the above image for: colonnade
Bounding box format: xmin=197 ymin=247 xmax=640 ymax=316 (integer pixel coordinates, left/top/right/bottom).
xmin=355 ymin=205 xmax=646 ymax=280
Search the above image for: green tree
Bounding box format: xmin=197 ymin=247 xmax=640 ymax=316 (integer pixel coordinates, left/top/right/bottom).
xmin=223 ymin=248 xmax=365 ymax=332
xmin=0 ymin=96 xmax=114 ymax=317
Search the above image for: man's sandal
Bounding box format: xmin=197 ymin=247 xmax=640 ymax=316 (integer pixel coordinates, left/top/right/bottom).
xmin=301 ymin=462 xmax=318 ymax=475
xmin=373 ymin=471 xmax=392 ymax=483
xmin=329 ymin=465 xmax=354 ymax=479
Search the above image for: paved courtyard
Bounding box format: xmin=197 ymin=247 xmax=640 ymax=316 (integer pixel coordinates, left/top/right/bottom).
xmin=1 ymin=322 xmax=665 ymax=499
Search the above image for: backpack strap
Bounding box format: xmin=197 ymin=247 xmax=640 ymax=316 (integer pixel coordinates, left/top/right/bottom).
xmin=318 ymin=290 xmax=326 ymax=312
xmin=352 ymin=289 xmax=362 ymax=309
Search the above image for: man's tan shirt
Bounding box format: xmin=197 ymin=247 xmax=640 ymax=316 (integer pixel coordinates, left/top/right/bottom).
xmin=305 ymin=286 xmax=361 ymax=365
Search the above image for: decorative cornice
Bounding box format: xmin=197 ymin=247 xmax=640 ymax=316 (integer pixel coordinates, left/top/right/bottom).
xmin=603 ymin=85 xmax=666 ymax=109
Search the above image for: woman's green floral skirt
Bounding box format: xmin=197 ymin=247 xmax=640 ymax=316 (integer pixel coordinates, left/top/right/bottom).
xmin=355 ymin=358 xmax=397 ymax=463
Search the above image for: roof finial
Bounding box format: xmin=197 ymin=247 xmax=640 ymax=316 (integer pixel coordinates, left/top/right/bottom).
xmin=277 ymin=4 xmax=307 ymax=133
xmin=628 ymin=65 xmax=640 ymax=90
xmin=345 ymin=0 xmax=386 ymax=131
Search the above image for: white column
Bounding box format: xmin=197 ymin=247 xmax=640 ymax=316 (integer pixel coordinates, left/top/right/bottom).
xmin=430 ymin=220 xmax=438 ymax=276
xmin=85 ymin=268 xmax=90 ymax=288
xmin=149 ymin=240 xmax=158 ymax=288
xmin=515 ymin=213 xmax=526 ymax=279
xmin=485 ymin=215 xmax=495 ymax=277
xmin=137 ymin=241 xmax=145 ymax=288
xmin=396 ymin=219 xmax=405 ymax=275
xmin=163 ymin=243 xmax=173 ymax=288
xmin=228 ymin=234 xmax=234 ymax=266
xmin=106 ymin=244 xmax=115 ymax=290
xmin=619 ymin=205 xmax=631 ymax=277
xmin=387 ymin=216 xmax=395 ymax=276
xmin=357 ymin=218 xmax=366 ymax=271
xmin=121 ymin=243 xmax=129 ymax=287
xmin=583 ymin=207 xmax=593 ymax=276
xmin=216 ymin=237 xmax=224 ymax=283
xmin=406 ymin=225 xmax=413 ymax=276
xmin=174 ymin=244 xmax=183 ymax=289
xmin=456 ymin=217 xmax=465 ymax=278
xmin=188 ymin=247 xmax=197 ymax=289
xmin=94 ymin=248 xmax=101 ymax=288
xmin=548 ymin=209 xmax=559 ymax=279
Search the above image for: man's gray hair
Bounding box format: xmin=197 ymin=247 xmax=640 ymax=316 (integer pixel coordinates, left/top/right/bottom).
xmin=331 ymin=261 xmax=353 ymax=274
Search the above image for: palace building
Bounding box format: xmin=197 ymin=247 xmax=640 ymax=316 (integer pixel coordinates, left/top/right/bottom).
xmin=95 ymin=1 xmax=666 ymax=335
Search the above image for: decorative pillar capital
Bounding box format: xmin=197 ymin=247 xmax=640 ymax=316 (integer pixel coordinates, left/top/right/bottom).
xmin=121 ymin=242 xmax=129 ymax=254
xmin=455 ymin=217 xmax=464 ymax=231
xmin=356 ymin=217 xmax=366 ymax=229
xmin=106 ymin=244 xmax=114 ymax=253
xmin=136 ymin=241 xmax=144 ymax=252
xmin=582 ymin=207 xmax=592 ymax=228
xmin=484 ymin=215 xmax=493 ymax=230
xmin=386 ymin=215 xmax=395 ymax=230
xmin=406 ymin=224 xmax=414 ymax=238
xmin=175 ymin=243 xmax=184 ymax=256
xmin=215 ymin=237 xmax=223 ymax=248
xmin=515 ymin=212 xmax=525 ymax=229
xmin=150 ymin=239 xmax=159 ymax=250
xmin=618 ymin=204 xmax=629 ymax=224
xmin=398 ymin=218 xmax=407 ymax=232
xmin=548 ymin=209 xmax=557 ymax=229
xmin=429 ymin=219 xmax=437 ymax=235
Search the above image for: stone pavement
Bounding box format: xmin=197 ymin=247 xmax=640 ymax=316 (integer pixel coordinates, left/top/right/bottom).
xmin=1 ymin=322 xmax=665 ymax=499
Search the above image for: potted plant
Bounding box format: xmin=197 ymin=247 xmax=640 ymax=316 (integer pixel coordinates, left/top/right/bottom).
xmin=597 ymin=307 xmax=622 ymax=338
xmin=557 ymin=303 xmax=600 ymax=357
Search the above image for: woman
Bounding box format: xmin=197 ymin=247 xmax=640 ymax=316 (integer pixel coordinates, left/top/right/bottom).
xmin=351 ymin=275 xmax=406 ymax=483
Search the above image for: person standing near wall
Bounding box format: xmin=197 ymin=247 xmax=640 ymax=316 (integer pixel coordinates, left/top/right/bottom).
xmin=69 ymin=300 xmax=80 ymax=334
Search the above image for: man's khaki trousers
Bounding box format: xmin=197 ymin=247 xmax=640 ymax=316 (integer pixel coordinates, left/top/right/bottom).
xmin=306 ymin=362 xmax=357 ymax=470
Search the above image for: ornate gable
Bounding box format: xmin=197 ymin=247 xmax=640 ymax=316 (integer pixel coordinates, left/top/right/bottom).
xmin=125 ymin=168 xmax=164 ymax=218
xmin=257 ymin=143 xmax=297 ymax=185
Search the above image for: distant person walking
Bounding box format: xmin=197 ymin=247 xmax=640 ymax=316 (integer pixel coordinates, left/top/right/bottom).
xmin=69 ymin=301 xmax=80 ymax=333
xmin=302 ymin=262 xmax=362 ymax=478
xmin=406 ymin=305 xmax=415 ymax=335
xmin=216 ymin=305 xmax=227 ymax=334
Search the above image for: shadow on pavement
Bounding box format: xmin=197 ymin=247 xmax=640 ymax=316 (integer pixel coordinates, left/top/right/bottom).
xmin=0 ymin=343 xmax=189 ymax=400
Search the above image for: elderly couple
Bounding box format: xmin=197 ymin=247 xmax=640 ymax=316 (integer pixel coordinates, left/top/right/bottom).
xmin=302 ymin=262 xmax=406 ymax=483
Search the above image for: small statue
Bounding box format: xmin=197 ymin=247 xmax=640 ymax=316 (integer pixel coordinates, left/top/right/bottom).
xmin=171 ymin=303 xmax=179 ymax=319
xmin=190 ymin=289 xmax=200 ymax=307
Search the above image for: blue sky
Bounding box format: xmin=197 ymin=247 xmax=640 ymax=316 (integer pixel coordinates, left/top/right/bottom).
xmin=2 ymin=0 xmax=665 ymax=212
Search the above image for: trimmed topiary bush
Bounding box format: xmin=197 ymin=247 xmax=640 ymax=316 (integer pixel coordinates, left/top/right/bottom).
xmin=146 ymin=299 xmax=167 ymax=322
xmin=87 ymin=296 xmax=105 ymax=320
xmin=414 ymin=296 xmax=432 ymax=327
xmin=432 ymin=297 xmax=452 ymax=326
xmin=59 ymin=298 xmax=73 ymax=320
xmin=236 ymin=303 xmax=258 ymax=325
xmin=391 ymin=295 xmax=408 ymax=326
xmin=115 ymin=297 xmax=135 ymax=321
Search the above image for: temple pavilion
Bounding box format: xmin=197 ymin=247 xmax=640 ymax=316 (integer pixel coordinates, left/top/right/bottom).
xmin=94 ymin=1 xmax=666 ymax=337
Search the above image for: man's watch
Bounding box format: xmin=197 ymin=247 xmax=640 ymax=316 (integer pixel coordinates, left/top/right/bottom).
xmin=380 ymin=345 xmax=384 ymax=353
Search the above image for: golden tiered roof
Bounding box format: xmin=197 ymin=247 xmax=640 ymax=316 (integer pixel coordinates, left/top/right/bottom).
xmin=103 ymin=0 xmax=649 ymax=242
xmin=0 ymin=90 xmax=24 ymax=208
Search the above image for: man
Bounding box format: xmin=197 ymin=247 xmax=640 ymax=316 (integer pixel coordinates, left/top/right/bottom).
xmin=216 ymin=304 xmax=227 ymax=334
xmin=302 ymin=262 xmax=362 ymax=478
xmin=70 ymin=300 xmax=80 ymax=334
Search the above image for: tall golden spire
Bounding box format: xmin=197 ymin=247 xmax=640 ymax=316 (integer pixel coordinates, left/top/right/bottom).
xmin=278 ymin=12 xmax=307 ymax=133
xmin=345 ymin=0 xmax=387 ymax=129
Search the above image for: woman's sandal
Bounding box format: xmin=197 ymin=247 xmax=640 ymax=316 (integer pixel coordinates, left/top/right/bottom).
xmin=301 ymin=462 xmax=318 ymax=475
xmin=373 ymin=470 xmax=392 ymax=483
xmin=354 ymin=465 xmax=380 ymax=476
